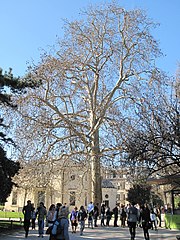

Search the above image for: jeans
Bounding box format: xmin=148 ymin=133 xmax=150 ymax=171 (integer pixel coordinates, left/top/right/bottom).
xmin=38 ymin=219 xmax=44 ymax=235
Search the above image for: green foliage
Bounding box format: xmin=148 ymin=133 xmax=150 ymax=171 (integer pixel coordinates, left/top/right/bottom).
xmin=0 ymin=146 xmax=20 ymax=203
xmin=151 ymin=192 xmax=164 ymax=207
xmin=0 ymin=67 xmax=39 ymax=203
xmin=174 ymin=195 xmax=180 ymax=208
xmin=127 ymin=184 xmax=151 ymax=205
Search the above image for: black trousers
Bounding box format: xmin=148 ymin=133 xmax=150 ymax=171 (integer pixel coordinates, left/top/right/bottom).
xmin=24 ymin=219 xmax=31 ymax=236
xmin=128 ymin=222 xmax=136 ymax=240
xmin=114 ymin=215 xmax=118 ymax=226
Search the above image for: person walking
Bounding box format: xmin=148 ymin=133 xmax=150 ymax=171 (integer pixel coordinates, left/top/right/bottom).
xmin=36 ymin=202 xmax=47 ymax=238
xmin=127 ymin=202 xmax=138 ymax=240
xmin=155 ymin=206 xmax=162 ymax=227
xmin=70 ymin=206 xmax=78 ymax=233
xmin=150 ymin=209 xmax=157 ymax=230
xmin=78 ymin=205 xmax=87 ymax=236
xmin=100 ymin=203 xmax=106 ymax=227
xmin=139 ymin=204 xmax=151 ymax=240
xmin=47 ymin=204 xmax=56 ymax=226
xmin=22 ymin=200 xmax=33 ymax=238
xmin=31 ymin=206 xmax=36 ymax=230
xmin=54 ymin=203 xmax=62 ymax=220
xmin=87 ymin=201 xmax=94 ymax=228
xmin=47 ymin=204 xmax=56 ymax=240
xmin=51 ymin=206 xmax=70 ymax=240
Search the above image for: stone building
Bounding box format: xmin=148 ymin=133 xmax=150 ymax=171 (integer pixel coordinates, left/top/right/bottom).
xmin=5 ymin=161 xmax=130 ymax=211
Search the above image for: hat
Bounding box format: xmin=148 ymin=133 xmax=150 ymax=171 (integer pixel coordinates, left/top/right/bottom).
xmin=58 ymin=206 xmax=69 ymax=218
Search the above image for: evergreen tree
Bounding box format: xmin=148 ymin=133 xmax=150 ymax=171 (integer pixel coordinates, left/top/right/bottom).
xmin=127 ymin=184 xmax=151 ymax=205
xmin=0 ymin=67 xmax=38 ymax=203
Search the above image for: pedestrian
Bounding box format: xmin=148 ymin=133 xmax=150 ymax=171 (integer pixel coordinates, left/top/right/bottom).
xmin=93 ymin=203 xmax=99 ymax=227
xmin=105 ymin=206 xmax=112 ymax=227
xmin=113 ymin=203 xmax=119 ymax=227
xmin=120 ymin=205 xmax=127 ymax=227
xmin=87 ymin=201 xmax=94 ymax=228
xmin=54 ymin=203 xmax=62 ymax=220
xmin=47 ymin=204 xmax=56 ymax=226
xmin=51 ymin=206 xmax=70 ymax=240
xmin=127 ymin=202 xmax=138 ymax=240
xmin=87 ymin=211 xmax=93 ymax=228
xmin=150 ymin=209 xmax=157 ymax=230
xmin=22 ymin=200 xmax=33 ymax=238
xmin=31 ymin=206 xmax=36 ymax=230
xmin=36 ymin=202 xmax=47 ymax=238
xmin=47 ymin=204 xmax=56 ymax=240
xmin=100 ymin=203 xmax=106 ymax=227
xmin=87 ymin=201 xmax=94 ymax=213
xmin=139 ymin=204 xmax=151 ymax=240
xmin=78 ymin=205 xmax=87 ymax=236
xmin=70 ymin=206 xmax=78 ymax=233
xmin=155 ymin=205 xmax=162 ymax=227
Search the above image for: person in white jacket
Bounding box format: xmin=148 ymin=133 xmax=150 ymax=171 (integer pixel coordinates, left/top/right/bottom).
xmin=150 ymin=209 xmax=157 ymax=230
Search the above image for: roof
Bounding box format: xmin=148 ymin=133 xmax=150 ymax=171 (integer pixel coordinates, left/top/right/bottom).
xmin=101 ymin=179 xmax=116 ymax=188
xmin=147 ymin=175 xmax=180 ymax=186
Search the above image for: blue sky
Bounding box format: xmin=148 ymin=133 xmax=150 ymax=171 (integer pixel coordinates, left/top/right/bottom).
xmin=0 ymin=0 xmax=179 ymax=77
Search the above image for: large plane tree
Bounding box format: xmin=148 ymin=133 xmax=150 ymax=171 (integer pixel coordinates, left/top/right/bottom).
xmin=12 ymin=3 xmax=165 ymax=204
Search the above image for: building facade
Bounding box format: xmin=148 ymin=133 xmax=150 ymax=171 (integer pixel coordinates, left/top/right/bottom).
xmin=5 ymin=163 xmax=130 ymax=211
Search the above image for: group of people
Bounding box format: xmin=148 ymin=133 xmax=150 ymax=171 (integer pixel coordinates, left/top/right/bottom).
xmin=22 ymin=199 xmax=162 ymax=240
xmin=23 ymin=200 xmax=47 ymax=238
xmin=70 ymin=201 xmax=161 ymax=240
xmin=126 ymin=202 xmax=162 ymax=240
xmin=22 ymin=200 xmax=70 ymax=239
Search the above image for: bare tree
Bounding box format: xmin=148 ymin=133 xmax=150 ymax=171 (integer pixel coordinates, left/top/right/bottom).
xmin=11 ymin=3 xmax=164 ymax=204
xmin=123 ymin=67 xmax=180 ymax=184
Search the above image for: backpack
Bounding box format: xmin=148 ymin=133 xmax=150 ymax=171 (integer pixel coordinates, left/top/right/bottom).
xmin=51 ymin=218 xmax=64 ymax=237
xmin=78 ymin=210 xmax=87 ymax=221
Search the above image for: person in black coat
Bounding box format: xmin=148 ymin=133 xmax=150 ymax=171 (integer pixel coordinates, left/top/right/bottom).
xmin=22 ymin=200 xmax=33 ymax=238
xmin=100 ymin=203 xmax=106 ymax=226
xmin=139 ymin=204 xmax=151 ymax=240
xmin=113 ymin=204 xmax=119 ymax=227
xmin=93 ymin=203 xmax=99 ymax=227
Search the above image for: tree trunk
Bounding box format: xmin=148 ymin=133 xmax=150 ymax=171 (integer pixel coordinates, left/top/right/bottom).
xmin=90 ymin=129 xmax=102 ymax=205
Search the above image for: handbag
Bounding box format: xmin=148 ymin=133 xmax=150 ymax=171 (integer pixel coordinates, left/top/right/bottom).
xmin=46 ymin=225 xmax=53 ymax=234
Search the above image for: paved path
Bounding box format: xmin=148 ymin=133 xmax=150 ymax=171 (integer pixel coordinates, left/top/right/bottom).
xmin=0 ymin=224 xmax=179 ymax=240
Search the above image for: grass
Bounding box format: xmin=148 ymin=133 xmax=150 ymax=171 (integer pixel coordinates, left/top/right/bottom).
xmin=0 ymin=211 xmax=24 ymax=233
xmin=0 ymin=211 xmax=24 ymax=219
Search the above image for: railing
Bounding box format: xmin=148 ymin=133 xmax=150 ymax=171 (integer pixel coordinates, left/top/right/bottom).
xmin=0 ymin=218 xmax=23 ymax=229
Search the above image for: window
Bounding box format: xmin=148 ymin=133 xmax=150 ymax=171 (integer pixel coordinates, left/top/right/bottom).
xmin=37 ymin=191 xmax=45 ymax=204
xmin=12 ymin=191 xmax=17 ymax=205
xmin=118 ymin=182 xmax=125 ymax=190
xmin=69 ymin=191 xmax=76 ymax=206
xmin=112 ymin=171 xmax=116 ymax=178
xmin=120 ymin=194 xmax=125 ymax=201
xmin=105 ymin=194 xmax=109 ymax=199
xmin=70 ymin=175 xmax=75 ymax=180
xmin=116 ymin=194 xmax=120 ymax=201
xmin=104 ymin=200 xmax=109 ymax=207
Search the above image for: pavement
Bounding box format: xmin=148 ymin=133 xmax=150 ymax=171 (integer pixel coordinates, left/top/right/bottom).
xmin=0 ymin=220 xmax=179 ymax=240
